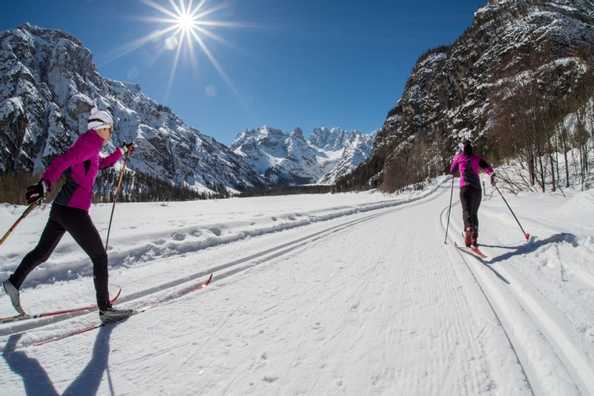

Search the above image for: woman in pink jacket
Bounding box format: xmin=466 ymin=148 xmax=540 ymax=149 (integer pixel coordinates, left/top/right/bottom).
xmin=3 ymin=110 xmax=135 ymax=323
xmin=450 ymin=140 xmax=496 ymax=248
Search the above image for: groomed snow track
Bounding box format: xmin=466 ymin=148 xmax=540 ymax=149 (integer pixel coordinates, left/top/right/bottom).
xmin=0 ymin=182 xmax=447 ymax=349
xmin=441 ymin=193 xmax=594 ymax=395
xmin=2 ymin=181 xmax=593 ymax=395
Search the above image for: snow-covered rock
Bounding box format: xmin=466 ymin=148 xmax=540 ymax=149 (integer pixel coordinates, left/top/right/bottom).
xmin=0 ymin=23 xmax=265 ymax=194
xmin=231 ymin=126 xmax=375 ymax=185
xmin=340 ymin=0 xmax=594 ymax=192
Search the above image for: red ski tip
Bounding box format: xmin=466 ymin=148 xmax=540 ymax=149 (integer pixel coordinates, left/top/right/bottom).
xmin=201 ymin=273 xmax=213 ymax=288
xmin=524 ymin=233 xmax=530 ymax=241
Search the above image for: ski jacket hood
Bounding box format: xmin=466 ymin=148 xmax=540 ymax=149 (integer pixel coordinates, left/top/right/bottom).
xmin=450 ymin=153 xmax=493 ymax=189
xmin=41 ymin=130 xmax=123 ymax=211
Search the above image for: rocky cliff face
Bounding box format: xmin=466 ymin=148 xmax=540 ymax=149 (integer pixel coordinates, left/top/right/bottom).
xmin=339 ymin=0 xmax=594 ymax=192
xmin=0 ymin=24 xmax=265 ymax=194
xmin=231 ymin=126 xmax=375 ymax=185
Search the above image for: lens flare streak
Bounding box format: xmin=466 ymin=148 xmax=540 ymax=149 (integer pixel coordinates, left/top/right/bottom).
xmin=130 ymin=0 xmax=240 ymax=99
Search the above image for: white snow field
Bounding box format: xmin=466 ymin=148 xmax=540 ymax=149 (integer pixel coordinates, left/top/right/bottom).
xmin=1 ymin=178 xmax=594 ymax=395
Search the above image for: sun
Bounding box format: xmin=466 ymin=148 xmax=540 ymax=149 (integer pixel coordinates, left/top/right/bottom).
xmin=107 ymin=0 xmax=246 ymax=100
xmin=176 ymin=12 xmax=195 ymax=32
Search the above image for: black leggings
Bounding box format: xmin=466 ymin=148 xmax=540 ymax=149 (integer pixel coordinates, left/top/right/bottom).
xmin=9 ymin=204 xmax=111 ymax=310
xmin=460 ymin=186 xmax=482 ymax=232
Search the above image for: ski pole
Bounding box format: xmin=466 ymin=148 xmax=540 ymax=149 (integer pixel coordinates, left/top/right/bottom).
xmin=444 ymin=176 xmax=455 ymax=244
xmin=105 ymin=154 xmax=128 ymax=251
xmin=0 ymin=199 xmax=41 ymax=248
xmin=494 ymin=184 xmax=530 ymax=241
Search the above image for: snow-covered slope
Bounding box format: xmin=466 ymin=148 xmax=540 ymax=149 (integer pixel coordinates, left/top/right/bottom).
xmin=317 ymin=131 xmax=376 ymax=184
xmin=1 ymin=176 xmax=594 ymax=394
xmin=231 ymin=126 xmax=375 ymax=185
xmin=0 ymin=24 xmax=264 ymax=194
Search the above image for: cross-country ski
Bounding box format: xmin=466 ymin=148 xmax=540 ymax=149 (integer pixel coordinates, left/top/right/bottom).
xmin=0 ymin=288 xmax=122 ymax=325
xmin=455 ymin=242 xmax=490 ymax=261
xmin=29 ymin=273 xmax=214 ymax=347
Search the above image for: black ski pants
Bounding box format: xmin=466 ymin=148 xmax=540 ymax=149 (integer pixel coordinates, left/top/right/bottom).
xmin=460 ymin=186 xmax=482 ymax=233
xmin=9 ymin=204 xmax=111 ymax=310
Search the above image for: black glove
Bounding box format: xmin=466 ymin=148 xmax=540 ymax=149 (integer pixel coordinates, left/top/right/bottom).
xmin=490 ymin=174 xmax=497 ymax=186
xmin=25 ymin=181 xmax=48 ymax=204
xmin=121 ymin=142 xmax=135 ymax=156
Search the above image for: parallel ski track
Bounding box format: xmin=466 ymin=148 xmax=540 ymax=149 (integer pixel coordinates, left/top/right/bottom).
xmin=14 ymin=180 xmax=448 ymax=290
xmin=0 ymin=183 xmax=448 ymax=344
xmin=440 ymin=202 xmax=535 ymax=396
xmin=442 ymin=197 xmax=594 ymax=395
xmin=0 ymin=213 xmax=379 ymax=341
xmin=495 ymin=258 xmax=594 ymax=394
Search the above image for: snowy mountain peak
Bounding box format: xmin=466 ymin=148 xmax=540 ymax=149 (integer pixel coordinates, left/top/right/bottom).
xmin=232 ymin=126 xmax=376 ymax=185
xmin=475 ymin=0 xmax=594 ymax=23
xmin=289 ymin=127 xmax=305 ymax=140
xmin=310 ymin=127 xmax=368 ymax=151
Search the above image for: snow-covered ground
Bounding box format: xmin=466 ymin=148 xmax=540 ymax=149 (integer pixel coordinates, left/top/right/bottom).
xmin=0 ymin=183 xmax=441 ymax=289
xmin=1 ymin=177 xmax=594 ymax=395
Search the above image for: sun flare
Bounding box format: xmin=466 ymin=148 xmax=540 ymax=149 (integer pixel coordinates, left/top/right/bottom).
xmin=177 ymin=12 xmax=195 ymax=32
xmin=110 ymin=0 xmax=246 ymax=99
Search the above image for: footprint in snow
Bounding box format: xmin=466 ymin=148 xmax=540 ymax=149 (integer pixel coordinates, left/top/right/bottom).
xmin=172 ymin=232 xmax=186 ymax=241
xmin=262 ymin=376 xmax=279 ymax=383
xmin=209 ymin=228 xmax=222 ymax=236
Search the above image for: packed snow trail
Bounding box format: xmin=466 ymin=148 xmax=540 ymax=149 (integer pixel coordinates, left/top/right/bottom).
xmin=443 ymin=191 xmax=594 ymax=396
xmin=0 ymin=185 xmax=518 ymax=394
xmin=1 ymin=184 xmax=593 ymax=395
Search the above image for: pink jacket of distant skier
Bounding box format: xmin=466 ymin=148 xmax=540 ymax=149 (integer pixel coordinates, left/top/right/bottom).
xmin=450 ymin=153 xmax=494 ymax=189
xmin=42 ymin=130 xmax=123 ymax=211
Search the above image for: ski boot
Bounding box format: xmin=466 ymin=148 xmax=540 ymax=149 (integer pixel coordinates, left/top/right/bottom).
xmin=464 ymin=227 xmax=474 ymax=248
xmin=2 ymin=279 xmax=25 ymax=315
xmin=99 ymin=306 xmax=134 ymax=324
xmin=471 ymin=228 xmax=479 ymax=248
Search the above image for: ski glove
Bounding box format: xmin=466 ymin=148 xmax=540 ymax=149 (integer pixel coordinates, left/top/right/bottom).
xmin=25 ymin=180 xmax=48 ymax=204
xmin=120 ymin=143 xmax=135 ymax=156
xmin=490 ymin=174 xmax=497 ymax=186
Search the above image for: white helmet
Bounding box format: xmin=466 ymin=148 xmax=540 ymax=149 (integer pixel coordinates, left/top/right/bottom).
xmin=88 ymin=110 xmax=114 ymax=131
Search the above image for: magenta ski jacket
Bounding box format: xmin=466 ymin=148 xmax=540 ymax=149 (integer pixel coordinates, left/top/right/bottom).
xmin=41 ymin=130 xmax=123 ymax=211
xmin=450 ymin=153 xmax=494 ymax=189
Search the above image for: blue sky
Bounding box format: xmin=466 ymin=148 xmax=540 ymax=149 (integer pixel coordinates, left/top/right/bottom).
xmin=0 ymin=0 xmax=486 ymax=144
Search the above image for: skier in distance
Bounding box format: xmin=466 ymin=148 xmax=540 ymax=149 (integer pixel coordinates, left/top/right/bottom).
xmin=450 ymin=139 xmax=496 ymax=248
xmin=2 ymin=109 xmax=135 ymax=323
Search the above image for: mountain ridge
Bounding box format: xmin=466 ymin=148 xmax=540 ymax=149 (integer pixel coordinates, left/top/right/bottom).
xmin=231 ymin=126 xmax=376 ymax=185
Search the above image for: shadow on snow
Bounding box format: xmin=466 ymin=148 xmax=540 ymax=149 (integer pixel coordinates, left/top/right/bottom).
xmin=2 ymin=323 xmax=123 ymax=396
xmin=487 ymin=232 xmax=578 ymax=265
